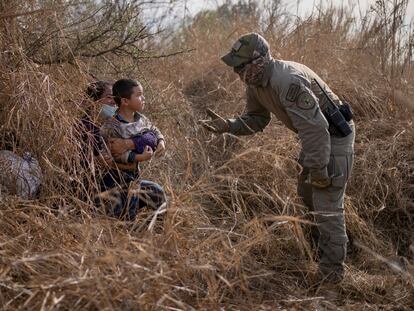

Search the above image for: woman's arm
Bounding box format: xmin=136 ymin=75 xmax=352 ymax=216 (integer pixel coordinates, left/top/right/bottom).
xmin=108 ymin=138 xmax=135 ymax=158
xmin=95 ymin=152 xmax=137 ymax=171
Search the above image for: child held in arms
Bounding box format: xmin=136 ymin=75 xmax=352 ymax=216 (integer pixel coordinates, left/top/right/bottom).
xmin=100 ymin=79 xmax=165 ymax=167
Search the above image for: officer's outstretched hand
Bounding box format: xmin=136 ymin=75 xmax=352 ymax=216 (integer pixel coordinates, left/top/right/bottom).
xmin=198 ymin=108 xmax=230 ymax=134
xmin=308 ymin=167 xmax=331 ymax=188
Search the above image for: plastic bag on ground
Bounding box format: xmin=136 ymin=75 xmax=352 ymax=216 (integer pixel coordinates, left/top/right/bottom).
xmin=0 ymin=150 xmax=42 ymax=199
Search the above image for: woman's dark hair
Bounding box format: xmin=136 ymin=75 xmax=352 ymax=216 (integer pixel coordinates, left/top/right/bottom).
xmin=112 ymin=79 xmax=141 ymax=107
xmin=86 ymin=81 xmax=112 ymax=101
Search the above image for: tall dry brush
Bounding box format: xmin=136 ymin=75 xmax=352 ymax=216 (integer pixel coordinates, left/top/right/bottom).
xmin=0 ymin=0 xmax=413 ymax=310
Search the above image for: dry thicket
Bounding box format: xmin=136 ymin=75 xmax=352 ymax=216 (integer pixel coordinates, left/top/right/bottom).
xmin=0 ymin=0 xmax=413 ymax=310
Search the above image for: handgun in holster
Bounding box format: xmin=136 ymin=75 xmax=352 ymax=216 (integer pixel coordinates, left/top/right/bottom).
xmin=314 ymin=79 xmax=353 ymax=137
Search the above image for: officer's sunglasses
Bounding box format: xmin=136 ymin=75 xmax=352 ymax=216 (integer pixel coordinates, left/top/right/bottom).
xmin=233 ymin=56 xmax=261 ymax=73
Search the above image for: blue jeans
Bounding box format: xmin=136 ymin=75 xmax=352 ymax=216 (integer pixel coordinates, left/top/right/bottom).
xmin=99 ymin=169 xmax=166 ymax=221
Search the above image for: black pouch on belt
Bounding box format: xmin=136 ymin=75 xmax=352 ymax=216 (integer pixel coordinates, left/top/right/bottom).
xmin=339 ymin=102 xmax=353 ymax=122
xmin=324 ymin=104 xmax=352 ymax=137
xmin=314 ymin=79 xmax=353 ymax=137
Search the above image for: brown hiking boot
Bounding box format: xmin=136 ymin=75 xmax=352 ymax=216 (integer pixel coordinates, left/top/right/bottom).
xmin=307 ymin=271 xmax=343 ymax=302
xmin=318 ymin=264 xmax=344 ymax=284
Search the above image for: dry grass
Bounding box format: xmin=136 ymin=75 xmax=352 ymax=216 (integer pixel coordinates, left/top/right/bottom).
xmin=1 ymin=1 xmax=413 ymax=310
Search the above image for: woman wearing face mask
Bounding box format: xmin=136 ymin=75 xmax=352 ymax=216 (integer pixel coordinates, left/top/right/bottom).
xmin=80 ymin=80 xmax=116 ymax=168
xmin=79 ymin=81 xmax=166 ymax=222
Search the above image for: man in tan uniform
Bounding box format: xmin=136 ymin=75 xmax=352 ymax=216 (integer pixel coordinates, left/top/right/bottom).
xmin=200 ymin=33 xmax=355 ymax=283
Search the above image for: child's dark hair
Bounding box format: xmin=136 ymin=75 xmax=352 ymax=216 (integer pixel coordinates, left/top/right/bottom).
xmin=112 ymin=79 xmax=141 ymax=107
xmin=86 ymin=81 xmax=111 ymax=101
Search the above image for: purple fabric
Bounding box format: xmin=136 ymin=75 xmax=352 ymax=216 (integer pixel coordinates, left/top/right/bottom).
xmin=131 ymin=131 xmax=158 ymax=154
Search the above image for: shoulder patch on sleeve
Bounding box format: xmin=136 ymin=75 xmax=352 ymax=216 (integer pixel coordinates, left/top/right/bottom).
xmin=296 ymin=92 xmax=316 ymax=110
xmin=286 ymin=83 xmax=300 ymax=102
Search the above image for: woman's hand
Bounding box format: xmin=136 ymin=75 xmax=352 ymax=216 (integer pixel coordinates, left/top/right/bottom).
xmin=109 ymin=138 xmax=134 ymax=158
xmin=96 ymin=152 xmax=137 ymax=171
xmin=155 ymin=139 xmax=166 ymax=158
xmin=136 ymin=146 xmax=153 ymax=162
xmin=96 ymin=152 xmax=114 ymax=167
xmin=142 ymin=146 xmax=154 ymax=161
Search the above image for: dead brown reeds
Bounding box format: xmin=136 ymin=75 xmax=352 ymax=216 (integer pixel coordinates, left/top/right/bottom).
xmin=1 ymin=0 xmax=413 ymax=310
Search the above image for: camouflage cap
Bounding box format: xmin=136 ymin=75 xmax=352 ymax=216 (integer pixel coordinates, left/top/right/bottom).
xmin=221 ymin=33 xmax=269 ymax=67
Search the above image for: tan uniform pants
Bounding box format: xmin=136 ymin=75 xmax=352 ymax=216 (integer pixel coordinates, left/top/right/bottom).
xmin=298 ymin=123 xmax=355 ymax=276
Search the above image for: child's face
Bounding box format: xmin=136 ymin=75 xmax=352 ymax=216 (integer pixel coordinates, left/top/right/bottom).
xmin=125 ymin=85 xmax=145 ymax=112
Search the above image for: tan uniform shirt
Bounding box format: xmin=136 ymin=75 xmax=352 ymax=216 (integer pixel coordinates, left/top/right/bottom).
xmin=228 ymin=59 xmax=341 ymax=170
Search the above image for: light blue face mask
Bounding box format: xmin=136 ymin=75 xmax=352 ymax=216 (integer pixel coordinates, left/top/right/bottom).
xmin=98 ymin=104 xmax=117 ymax=121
